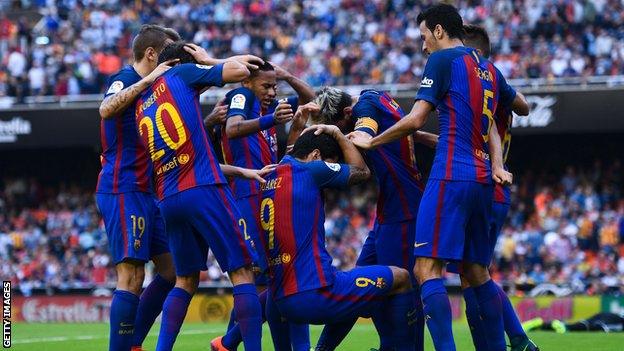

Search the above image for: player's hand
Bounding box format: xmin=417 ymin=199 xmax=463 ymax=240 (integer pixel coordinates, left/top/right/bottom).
xmin=183 ymin=43 xmax=214 ymax=65
xmin=258 ymin=164 xmax=278 ymax=176
xmin=204 ymin=98 xmax=227 ymax=128
xmin=348 ymin=132 xmax=374 ymax=150
xmin=239 ymin=165 xmax=277 ymax=184
xmin=493 ymin=168 xmax=513 ymax=186
xmin=269 ymin=62 xmax=292 ymax=80
xmin=230 ymin=55 xmax=264 ymax=70
xmin=144 ymin=59 xmax=178 ymax=84
xmin=273 ymin=102 xmax=294 ymax=124
xmin=302 ymin=124 xmax=342 ymax=139
xmin=292 ymin=102 xmax=320 ymax=128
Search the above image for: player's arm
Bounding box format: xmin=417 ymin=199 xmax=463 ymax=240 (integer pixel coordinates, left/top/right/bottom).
xmin=488 ymin=122 xmax=512 ymax=186
xmin=286 ymin=102 xmax=319 ymax=151
xmin=512 ymin=92 xmax=529 ymax=116
xmin=220 ymin=164 xmax=277 ymax=184
xmin=272 ymin=63 xmax=315 ymax=104
xmin=184 ymin=43 xmax=264 ymax=71
xmin=225 ymin=93 xmax=292 ymax=139
xmin=99 ymin=60 xmax=177 ymax=119
xmin=413 ymin=131 xmax=438 ymax=148
xmin=350 ymin=100 xmax=433 ymax=150
xmin=305 ymin=124 xmax=370 ymax=185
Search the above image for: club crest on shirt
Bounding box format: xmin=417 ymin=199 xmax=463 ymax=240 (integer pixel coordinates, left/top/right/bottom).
xmin=230 ymin=94 xmax=246 ymax=109
xmin=106 ymin=80 xmax=124 ymax=94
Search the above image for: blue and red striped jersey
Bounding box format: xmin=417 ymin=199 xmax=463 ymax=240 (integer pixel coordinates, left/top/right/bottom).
xmin=353 ymin=90 xmax=424 ymax=223
xmin=260 ymin=155 xmax=351 ymax=299
xmin=134 ymin=63 xmax=227 ymax=200
xmin=96 ymin=66 xmax=151 ymax=194
xmin=493 ymin=68 xmax=517 ymax=204
xmin=416 ymin=46 xmax=511 ymax=184
xmin=220 ymin=87 xmax=287 ymax=199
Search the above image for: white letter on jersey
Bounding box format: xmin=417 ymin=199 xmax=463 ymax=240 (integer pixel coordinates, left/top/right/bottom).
xmin=230 ymin=94 xmax=246 ymax=109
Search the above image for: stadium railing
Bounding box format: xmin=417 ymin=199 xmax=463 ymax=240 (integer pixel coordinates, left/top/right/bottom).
xmin=2 ymin=75 xmax=624 ymax=109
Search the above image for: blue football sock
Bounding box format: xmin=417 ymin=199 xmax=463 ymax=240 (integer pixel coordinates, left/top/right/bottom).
xmin=372 ymin=301 xmax=395 ymax=351
xmin=463 ymin=287 xmax=488 ymax=351
xmin=289 ymin=323 xmax=311 ymax=351
xmin=473 ymin=280 xmax=506 ymax=351
xmin=109 ymin=289 xmax=139 ymax=351
xmin=497 ymin=284 xmax=526 ymax=339
xmin=387 ymin=291 xmax=416 ymax=351
xmin=226 ymin=309 xmax=237 ymax=332
xmin=316 ymin=318 xmax=357 ymax=351
xmin=155 ymin=287 xmax=192 ymax=351
xmin=233 ymin=283 xmax=262 ymax=351
xmin=265 ymin=290 xmax=291 ymax=351
xmin=132 ymin=274 xmax=174 ymax=347
xmin=413 ymin=285 xmax=425 ymax=351
xmin=421 ymin=278 xmax=455 ymax=351
xmin=223 ymin=289 xmax=268 ymax=349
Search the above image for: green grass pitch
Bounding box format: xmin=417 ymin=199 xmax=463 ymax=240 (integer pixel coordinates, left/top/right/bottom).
xmin=11 ymin=322 xmax=624 ymax=350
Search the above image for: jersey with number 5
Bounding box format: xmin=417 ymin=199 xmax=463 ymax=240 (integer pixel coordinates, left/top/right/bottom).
xmin=259 ymin=155 xmax=351 ymax=299
xmin=416 ymin=46 xmax=512 ymax=184
xmin=135 ymin=63 xmax=227 ymax=200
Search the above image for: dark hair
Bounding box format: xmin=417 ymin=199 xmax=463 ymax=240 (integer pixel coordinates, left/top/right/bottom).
xmin=132 ymin=24 xmax=181 ymax=61
xmin=312 ymin=87 xmax=353 ymax=125
xmin=463 ymin=24 xmax=491 ymax=58
xmin=290 ymin=131 xmax=342 ymax=161
xmin=249 ymin=61 xmax=274 ymax=78
xmin=158 ymin=41 xmax=197 ymax=64
xmin=416 ymin=4 xmax=464 ymax=40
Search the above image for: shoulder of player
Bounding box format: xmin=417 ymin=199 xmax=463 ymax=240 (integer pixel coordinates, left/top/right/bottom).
xmin=105 ymin=66 xmax=140 ymax=94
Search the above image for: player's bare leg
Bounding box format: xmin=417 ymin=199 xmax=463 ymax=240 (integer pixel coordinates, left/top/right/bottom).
xmin=413 ymin=257 xmax=455 ymax=350
xmin=131 ymin=253 xmax=176 ymax=351
xmin=462 ymin=262 xmax=506 ymax=351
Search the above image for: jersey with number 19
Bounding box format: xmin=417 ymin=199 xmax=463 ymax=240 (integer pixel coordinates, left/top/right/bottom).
xmin=414 ymin=46 xmax=513 ymax=265
xmin=135 ymin=63 xmax=255 ymax=275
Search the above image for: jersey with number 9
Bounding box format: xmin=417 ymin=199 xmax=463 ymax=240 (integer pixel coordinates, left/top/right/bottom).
xmin=135 ymin=63 xmax=227 ymax=200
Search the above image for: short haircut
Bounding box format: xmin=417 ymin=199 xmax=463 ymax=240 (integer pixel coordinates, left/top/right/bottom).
xmin=312 ymin=87 xmax=352 ymax=125
xmin=132 ymin=24 xmax=181 ymax=61
xmin=463 ymin=24 xmax=491 ymax=58
xmin=158 ymin=41 xmax=198 ymax=64
xmin=416 ymin=4 xmax=464 ymax=40
xmin=249 ymin=61 xmax=274 ymax=78
xmin=290 ymin=130 xmax=342 ymax=161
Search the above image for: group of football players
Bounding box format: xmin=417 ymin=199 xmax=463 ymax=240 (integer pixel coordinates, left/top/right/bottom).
xmin=96 ymin=3 xmax=538 ymax=351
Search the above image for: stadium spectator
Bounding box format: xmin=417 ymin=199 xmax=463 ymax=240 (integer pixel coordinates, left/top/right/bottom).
xmin=2 ymin=0 xmax=624 ymax=99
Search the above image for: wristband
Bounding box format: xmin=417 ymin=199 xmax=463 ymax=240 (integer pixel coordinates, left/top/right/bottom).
xmin=259 ymin=114 xmax=275 ymax=130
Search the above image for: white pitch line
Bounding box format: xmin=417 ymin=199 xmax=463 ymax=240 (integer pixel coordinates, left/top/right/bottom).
xmin=12 ymin=328 xmax=222 ymax=344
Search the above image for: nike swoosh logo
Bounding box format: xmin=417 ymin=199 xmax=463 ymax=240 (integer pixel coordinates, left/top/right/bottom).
xmin=414 ymin=242 xmax=428 ymax=248
xmin=120 ymin=323 xmax=134 ymax=327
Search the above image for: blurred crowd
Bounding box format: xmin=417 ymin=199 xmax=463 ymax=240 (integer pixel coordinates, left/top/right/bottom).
xmin=1 ymin=159 xmax=622 ymax=295
xmin=2 ymin=0 xmax=624 ymax=102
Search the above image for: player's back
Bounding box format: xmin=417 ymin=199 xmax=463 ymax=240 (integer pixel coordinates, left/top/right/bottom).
xmin=417 ymin=46 xmax=500 ymax=184
xmin=135 ymin=63 xmax=226 ymax=200
xmin=260 ymin=156 xmax=343 ymax=299
xmin=221 ymin=87 xmax=277 ymax=199
xmin=353 ymin=90 xmax=424 ymax=223
xmin=97 ymin=65 xmax=151 ymax=194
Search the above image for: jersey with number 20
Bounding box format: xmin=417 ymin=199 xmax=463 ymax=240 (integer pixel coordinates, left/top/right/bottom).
xmin=135 ymin=63 xmax=227 ymax=200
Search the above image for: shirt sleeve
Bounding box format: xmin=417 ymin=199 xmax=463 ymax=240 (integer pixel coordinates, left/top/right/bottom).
xmin=103 ymin=71 xmax=135 ymax=98
xmin=495 ymin=67 xmax=517 ymax=109
xmin=176 ymin=63 xmax=225 ymax=89
xmin=286 ymin=96 xmax=299 ymax=112
xmin=352 ymin=97 xmax=381 ymax=137
xmin=415 ymin=51 xmax=452 ymax=107
xmin=226 ymin=88 xmax=255 ymax=120
xmin=305 ymin=161 xmax=351 ymax=189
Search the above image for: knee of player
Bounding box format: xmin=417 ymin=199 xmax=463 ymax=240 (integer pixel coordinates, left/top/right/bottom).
xmin=175 ymin=274 xmax=200 ymax=295
xmin=228 ymin=265 xmax=256 ymax=285
xmin=153 ymin=254 xmax=176 ymax=283
xmin=389 ymin=266 xmax=412 ymax=294
xmin=116 ymin=260 xmax=145 ymax=294
xmin=461 ymin=261 xmax=490 ymax=287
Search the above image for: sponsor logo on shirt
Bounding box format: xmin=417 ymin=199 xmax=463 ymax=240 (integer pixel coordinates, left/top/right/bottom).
xmin=420 ymin=77 xmax=433 ymax=88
